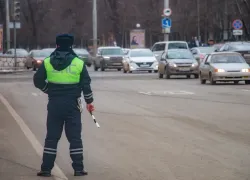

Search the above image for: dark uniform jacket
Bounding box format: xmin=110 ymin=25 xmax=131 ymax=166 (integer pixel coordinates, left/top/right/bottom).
xmin=33 ymin=49 xmax=93 ymax=104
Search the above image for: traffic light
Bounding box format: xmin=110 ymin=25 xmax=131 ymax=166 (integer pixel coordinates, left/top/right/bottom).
xmin=13 ymin=0 xmax=20 ymax=21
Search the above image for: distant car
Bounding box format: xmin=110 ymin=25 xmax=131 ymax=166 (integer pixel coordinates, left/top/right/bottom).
xmin=25 ymin=50 xmax=51 ymax=71
xmin=122 ymin=48 xmax=158 ymax=73
xmin=158 ymin=49 xmax=199 ymax=79
xmin=191 ymin=47 xmax=216 ymax=63
xmin=219 ymin=42 xmax=250 ymax=64
xmin=92 ymin=46 xmax=124 ymax=71
xmin=199 ymin=52 xmax=250 ymax=85
xmin=213 ymin=43 xmax=224 ymax=52
xmin=4 ymin=48 xmax=29 ymax=57
xmin=42 ymin=48 xmax=55 ymax=54
xmin=151 ymin=41 xmax=189 ymax=61
xmin=122 ymin=48 xmax=130 ymax=55
xmin=73 ymin=48 xmax=92 ymax=67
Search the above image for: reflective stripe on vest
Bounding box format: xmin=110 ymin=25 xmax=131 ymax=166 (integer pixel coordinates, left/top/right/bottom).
xmin=44 ymin=57 xmax=84 ymax=84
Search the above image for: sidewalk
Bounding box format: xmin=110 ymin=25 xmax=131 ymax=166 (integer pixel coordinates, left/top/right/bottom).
xmin=0 ymin=100 xmax=55 ymax=180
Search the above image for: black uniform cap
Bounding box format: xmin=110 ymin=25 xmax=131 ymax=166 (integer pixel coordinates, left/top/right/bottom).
xmin=56 ymin=34 xmax=74 ymax=47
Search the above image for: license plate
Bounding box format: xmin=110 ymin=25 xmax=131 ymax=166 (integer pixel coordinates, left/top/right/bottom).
xmin=244 ymin=54 xmax=250 ymax=57
xmin=140 ymin=64 xmax=149 ymax=67
xmin=243 ymin=76 xmax=249 ymax=78
xmin=112 ymin=63 xmax=121 ymax=65
xmin=179 ymin=68 xmax=190 ymax=71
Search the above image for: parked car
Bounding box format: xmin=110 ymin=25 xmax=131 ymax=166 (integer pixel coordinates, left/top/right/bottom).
xmin=73 ymin=48 xmax=92 ymax=67
xmin=122 ymin=48 xmax=158 ymax=73
xmin=25 ymin=49 xmax=51 ymax=71
xmin=218 ymin=42 xmax=250 ymax=64
xmin=92 ymin=46 xmax=124 ymax=71
xmin=151 ymin=41 xmax=189 ymax=61
xmin=199 ymin=52 xmax=250 ymax=85
xmin=158 ymin=49 xmax=199 ymax=79
xmin=213 ymin=43 xmax=224 ymax=52
xmin=4 ymin=48 xmax=29 ymax=57
xmin=191 ymin=47 xmax=216 ymax=63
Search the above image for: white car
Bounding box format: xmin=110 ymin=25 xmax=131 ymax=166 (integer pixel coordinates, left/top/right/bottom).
xmin=199 ymin=52 xmax=250 ymax=85
xmin=122 ymin=48 xmax=158 ymax=73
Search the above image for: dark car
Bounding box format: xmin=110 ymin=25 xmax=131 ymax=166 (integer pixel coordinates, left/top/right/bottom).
xmin=92 ymin=46 xmax=124 ymax=71
xmin=73 ymin=48 xmax=92 ymax=67
xmin=219 ymin=42 xmax=250 ymax=64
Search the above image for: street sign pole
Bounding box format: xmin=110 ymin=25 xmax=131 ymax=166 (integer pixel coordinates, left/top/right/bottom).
xmin=14 ymin=20 xmax=17 ymax=69
xmin=164 ymin=0 xmax=169 ymax=41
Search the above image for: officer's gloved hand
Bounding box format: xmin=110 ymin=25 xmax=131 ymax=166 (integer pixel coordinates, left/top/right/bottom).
xmin=86 ymin=103 xmax=94 ymax=112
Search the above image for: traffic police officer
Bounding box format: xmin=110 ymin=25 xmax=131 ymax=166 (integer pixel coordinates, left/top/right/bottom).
xmin=33 ymin=34 xmax=94 ymax=177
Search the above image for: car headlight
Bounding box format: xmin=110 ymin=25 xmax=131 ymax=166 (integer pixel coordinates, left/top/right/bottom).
xmin=169 ymin=62 xmax=177 ymax=67
xmin=214 ymin=69 xmax=225 ymax=72
xmin=192 ymin=63 xmax=198 ymax=67
xmin=241 ymin=69 xmax=250 ymax=72
xmin=103 ymin=56 xmax=110 ymax=59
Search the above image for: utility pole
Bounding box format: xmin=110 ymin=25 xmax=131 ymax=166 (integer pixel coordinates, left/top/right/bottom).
xmin=164 ymin=0 xmax=169 ymax=41
xmin=92 ymin=0 xmax=97 ymax=56
xmin=223 ymin=0 xmax=228 ymax=41
xmin=5 ymin=0 xmax=10 ymax=50
xmin=197 ymin=0 xmax=200 ymax=41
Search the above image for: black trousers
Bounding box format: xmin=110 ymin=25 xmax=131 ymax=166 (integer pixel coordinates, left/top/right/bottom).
xmin=41 ymin=97 xmax=84 ymax=172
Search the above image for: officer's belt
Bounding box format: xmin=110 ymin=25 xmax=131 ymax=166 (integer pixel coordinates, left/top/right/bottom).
xmin=48 ymin=81 xmax=79 ymax=84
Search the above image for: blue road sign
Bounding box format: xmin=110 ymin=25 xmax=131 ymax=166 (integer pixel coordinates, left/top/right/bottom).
xmin=162 ymin=17 xmax=171 ymax=28
xmin=232 ymin=19 xmax=243 ymax=30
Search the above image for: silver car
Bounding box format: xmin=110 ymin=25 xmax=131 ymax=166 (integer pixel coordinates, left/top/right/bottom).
xmin=158 ymin=49 xmax=199 ymax=79
xmin=199 ymin=52 xmax=250 ymax=85
xmin=191 ymin=47 xmax=215 ymax=63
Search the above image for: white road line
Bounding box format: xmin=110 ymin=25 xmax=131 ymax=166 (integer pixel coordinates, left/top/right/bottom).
xmin=0 ymin=93 xmax=67 ymax=180
xmin=138 ymin=91 xmax=152 ymax=95
xmin=242 ymin=89 xmax=250 ymax=92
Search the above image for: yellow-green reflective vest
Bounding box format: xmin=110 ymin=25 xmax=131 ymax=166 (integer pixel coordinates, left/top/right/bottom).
xmin=44 ymin=57 xmax=84 ymax=84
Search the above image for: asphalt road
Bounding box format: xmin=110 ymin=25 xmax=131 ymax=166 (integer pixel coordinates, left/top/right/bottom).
xmin=1 ymin=68 xmax=250 ymax=180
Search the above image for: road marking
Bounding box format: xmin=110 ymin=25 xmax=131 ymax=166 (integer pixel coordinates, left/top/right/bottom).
xmin=242 ymin=89 xmax=250 ymax=92
xmin=0 ymin=93 xmax=68 ymax=180
xmin=138 ymin=90 xmax=195 ymax=96
xmin=31 ymin=92 xmax=38 ymax=96
xmin=138 ymin=91 xmax=152 ymax=95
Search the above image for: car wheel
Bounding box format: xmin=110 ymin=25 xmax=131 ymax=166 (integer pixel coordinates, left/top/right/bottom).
xmin=148 ymin=70 xmax=152 ymax=73
xmin=94 ymin=65 xmax=98 ymax=71
xmin=154 ymin=70 xmax=158 ymax=73
xmin=32 ymin=63 xmax=36 ymax=71
xmin=209 ymin=73 xmax=216 ymax=85
xmin=245 ymin=80 xmax=250 ymax=84
xmin=165 ymin=69 xmax=170 ymax=79
xmin=194 ymin=74 xmax=199 ymax=79
xmin=200 ymin=73 xmax=206 ymax=84
xmin=117 ymin=68 xmax=121 ymax=71
xmin=234 ymin=81 xmax=239 ymax=84
xmin=123 ymin=68 xmax=127 ymax=73
xmin=158 ymin=73 xmax=163 ymax=79
xmin=187 ymin=75 xmax=190 ymax=79
xmin=129 ymin=71 xmax=132 ymax=73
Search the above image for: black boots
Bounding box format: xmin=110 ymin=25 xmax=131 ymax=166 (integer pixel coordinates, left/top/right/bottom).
xmin=74 ymin=170 xmax=88 ymax=176
xmin=37 ymin=171 xmax=51 ymax=177
xmin=37 ymin=170 xmax=88 ymax=177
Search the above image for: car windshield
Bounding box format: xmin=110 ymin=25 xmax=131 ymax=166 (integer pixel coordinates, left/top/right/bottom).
xmin=167 ymin=51 xmax=193 ymax=59
xmin=231 ymin=44 xmax=250 ymax=51
xmin=130 ymin=50 xmax=154 ymax=57
xmin=211 ymin=54 xmax=245 ymax=63
xmin=101 ymin=48 xmax=122 ymax=55
xmin=198 ymin=47 xmax=215 ymax=53
xmin=73 ymin=49 xmax=88 ymax=55
xmin=33 ymin=50 xmax=51 ymax=57
xmin=168 ymin=43 xmax=188 ymax=49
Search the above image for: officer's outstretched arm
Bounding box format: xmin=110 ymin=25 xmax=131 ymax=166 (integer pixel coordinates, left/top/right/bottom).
xmin=80 ymin=65 xmax=93 ymax=104
xmin=33 ymin=62 xmax=48 ymax=94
